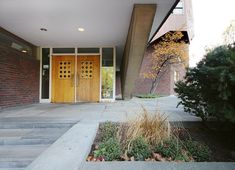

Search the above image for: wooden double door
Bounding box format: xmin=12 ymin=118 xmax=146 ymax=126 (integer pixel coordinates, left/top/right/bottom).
xmin=52 ymin=55 xmax=100 ymax=103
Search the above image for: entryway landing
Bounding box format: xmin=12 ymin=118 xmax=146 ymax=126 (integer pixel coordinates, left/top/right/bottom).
xmin=0 ymin=96 xmax=200 ymax=122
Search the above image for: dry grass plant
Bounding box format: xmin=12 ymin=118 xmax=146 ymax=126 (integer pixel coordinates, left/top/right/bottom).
xmin=118 ymin=107 xmax=171 ymax=152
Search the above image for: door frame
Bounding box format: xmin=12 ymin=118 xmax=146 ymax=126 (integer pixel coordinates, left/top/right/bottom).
xmin=39 ymin=47 xmax=116 ymax=103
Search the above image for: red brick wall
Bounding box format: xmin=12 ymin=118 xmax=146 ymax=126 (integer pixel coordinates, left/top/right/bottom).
xmin=0 ymin=45 xmax=40 ymax=109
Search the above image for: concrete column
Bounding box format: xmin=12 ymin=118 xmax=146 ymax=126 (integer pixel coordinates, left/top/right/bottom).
xmin=121 ymin=4 xmax=157 ymax=99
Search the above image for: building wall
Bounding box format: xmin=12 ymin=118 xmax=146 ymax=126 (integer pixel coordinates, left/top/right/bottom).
xmin=0 ymin=45 xmax=40 ymax=109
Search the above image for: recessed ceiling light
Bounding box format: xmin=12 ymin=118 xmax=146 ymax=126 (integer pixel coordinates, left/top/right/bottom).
xmin=40 ymin=28 xmax=47 ymax=31
xmin=78 ymin=27 xmax=85 ymax=32
xmin=22 ymin=50 xmax=27 ymax=53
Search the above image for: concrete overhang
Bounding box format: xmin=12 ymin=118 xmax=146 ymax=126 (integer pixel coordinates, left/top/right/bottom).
xmin=0 ymin=0 xmax=178 ymax=67
xmin=150 ymin=0 xmax=194 ymax=44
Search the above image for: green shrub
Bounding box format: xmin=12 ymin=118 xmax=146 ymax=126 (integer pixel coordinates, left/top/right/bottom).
xmin=175 ymin=45 xmax=235 ymax=122
xmin=100 ymin=122 xmax=118 ymax=142
xmin=127 ymin=137 xmax=151 ymax=161
xmin=94 ymin=138 xmax=121 ymax=161
xmin=184 ymin=140 xmax=211 ymax=162
xmin=154 ymin=138 xmax=182 ymax=160
xmin=135 ymin=93 xmax=159 ymax=98
xmin=154 ymin=138 xmax=193 ymax=161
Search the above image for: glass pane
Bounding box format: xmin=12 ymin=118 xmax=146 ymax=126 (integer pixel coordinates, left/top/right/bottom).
xmin=102 ymin=48 xmax=113 ymax=66
xmin=102 ymin=67 xmax=114 ymax=99
xmin=77 ymin=48 xmax=100 ymax=53
xmin=173 ymin=8 xmax=184 ymax=14
xmin=173 ymin=0 xmax=184 ymax=14
xmin=52 ymin=48 xmax=75 ymax=53
xmin=41 ymin=48 xmax=50 ymax=99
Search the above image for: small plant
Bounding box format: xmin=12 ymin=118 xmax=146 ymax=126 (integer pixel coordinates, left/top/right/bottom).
xmin=135 ymin=93 xmax=159 ymax=98
xmin=127 ymin=137 xmax=151 ymax=161
xmin=154 ymin=138 xmax=182 ymax=160
xmin=154 ymin=137 xmax=192 ymax=161
xmin=184 ymin=140 xmax=211 ymax=162
xmin=100 ymin=121 xmax=118 ymax=142
xmin=94 ymin=138 xmax=121 ymax=161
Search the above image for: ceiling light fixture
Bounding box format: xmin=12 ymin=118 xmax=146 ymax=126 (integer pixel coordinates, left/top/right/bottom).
xmin=40 ymin=28 xmax=47 ymax=31
xmin=21 ymin=50 xmax=27 ymax=53
xmin=78 ymin=27 xmax=85 ymax=32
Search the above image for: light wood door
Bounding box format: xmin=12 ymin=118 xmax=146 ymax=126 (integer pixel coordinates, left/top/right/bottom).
xmin=52 ymin=55 xmax=75 ymax=103
xmin=76 ymin=55 xmax=100 ymax=102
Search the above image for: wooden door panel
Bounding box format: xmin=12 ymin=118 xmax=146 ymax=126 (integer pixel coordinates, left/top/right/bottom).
xmin=76 ymin=55 xmax=100 ymax=102
xmin=52 ymin=56 xmax=75 ymax=103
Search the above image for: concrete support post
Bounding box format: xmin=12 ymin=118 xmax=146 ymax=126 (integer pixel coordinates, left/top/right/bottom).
xmin=121 ymin=4 xmax=157 ymax=99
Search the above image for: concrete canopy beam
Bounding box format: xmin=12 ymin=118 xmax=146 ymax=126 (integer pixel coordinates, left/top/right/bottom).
xmin=121 ymin=4 xmax=157 ymax=99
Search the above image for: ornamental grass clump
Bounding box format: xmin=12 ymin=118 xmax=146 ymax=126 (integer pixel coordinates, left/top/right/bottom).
xmin=119 ymin=107 xmax=170 ymax=149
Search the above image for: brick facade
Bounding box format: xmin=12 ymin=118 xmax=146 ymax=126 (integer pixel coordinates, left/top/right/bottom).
xmin=0 ymin=45 xmax=40 ymax=109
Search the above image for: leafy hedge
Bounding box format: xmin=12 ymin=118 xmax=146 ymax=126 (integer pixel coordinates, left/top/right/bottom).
xmin=175 ymin=45 xmax=235 ymax=122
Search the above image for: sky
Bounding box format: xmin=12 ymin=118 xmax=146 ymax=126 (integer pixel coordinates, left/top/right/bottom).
xmin=189 ymin=0 xmax=235 ymax=67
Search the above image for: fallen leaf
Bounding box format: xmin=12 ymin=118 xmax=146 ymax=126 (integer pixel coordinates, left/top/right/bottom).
xmin=130 ymin=156 xmax=135 ymax=161
xmin=153 ymin=153 xmax=162 ymax=161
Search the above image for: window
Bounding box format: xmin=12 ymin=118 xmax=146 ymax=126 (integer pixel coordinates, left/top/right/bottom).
xmin=41 ymin=48 xmax=50 ymax=99
xmin=172 ymin=0 xmax=184 ymax=15
xmin=52 ymin=48 xmax=75 ymax=53
xmin=174 ymin=70 xmax=180 ymax=83
xmin=101 ymin=48 xmax=114 ymax=99
xmin=102 ymin=68 xmax=114 ymax=99
xmin=102 ymin=48 xmax=113 ymax=67
xmin=77 ymin=48 xmax=100 ymax=54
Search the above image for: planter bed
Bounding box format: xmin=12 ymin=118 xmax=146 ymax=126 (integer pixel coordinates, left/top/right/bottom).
xmin=87 ymin=121 xmax=235 ymax=162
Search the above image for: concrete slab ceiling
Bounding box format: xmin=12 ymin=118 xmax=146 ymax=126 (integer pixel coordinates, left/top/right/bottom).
xmin=0 ymin=0 xmax=177 ymax=65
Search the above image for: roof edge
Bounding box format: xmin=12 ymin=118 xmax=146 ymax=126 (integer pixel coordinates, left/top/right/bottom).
xmin=147 ymin=0 xmax=180 ymax=46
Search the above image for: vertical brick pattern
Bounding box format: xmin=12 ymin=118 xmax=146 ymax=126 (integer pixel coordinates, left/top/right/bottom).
xmin=0 ymin=45 xmax=40 ymax=109
xmin=133 ymin=44 xmax=187 ymax=96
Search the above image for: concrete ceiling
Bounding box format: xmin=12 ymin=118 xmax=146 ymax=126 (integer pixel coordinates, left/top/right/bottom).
xmin=0 ymin=0 xmax=177 ymax=66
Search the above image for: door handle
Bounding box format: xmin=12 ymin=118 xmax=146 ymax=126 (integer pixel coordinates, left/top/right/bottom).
xmin=76 ymin=74 xmax=79 ymax=86
xmin=71 ymin=74 xmax=75 ymax=87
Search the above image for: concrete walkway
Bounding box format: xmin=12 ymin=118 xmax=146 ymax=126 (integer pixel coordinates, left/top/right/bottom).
xmin=0 ymin=96 xmax=200 ymax=169
xmin=0 ymin=96 xmax=200 ymax=123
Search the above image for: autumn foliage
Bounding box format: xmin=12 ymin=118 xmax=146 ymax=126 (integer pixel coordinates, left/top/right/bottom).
xmin=142 ymin=31 xmax=188 ymax=93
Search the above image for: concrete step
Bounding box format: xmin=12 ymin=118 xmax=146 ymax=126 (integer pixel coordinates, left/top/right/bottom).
xmin=0 ymin=158 xmax=33 ymax=168
xmin=0 ymin=137 xmax=55 ymax=145
xmin=0 ymin=128 xmax=69 ymax=145
xmin=0 ymin=129 xmax=31 ymax=137
xmin=0 ymin=122 xmax=75 ymax=129
xmin=0 ymin=118 xmax=77 ymax=168
xmin=0 ymin=127 xmax=69 ymax=137
xmin=0 ymin=168 xmax=24 ymax=170
xmin=0 ymin=145 xmax=49 ymax=168
xmin=0 ymin=168 xmax=25 ymax=170
xmin=0 ymin=117 xmax=78 ymax=124
xmin=0 ymin=145 xmax=49 ymax=158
